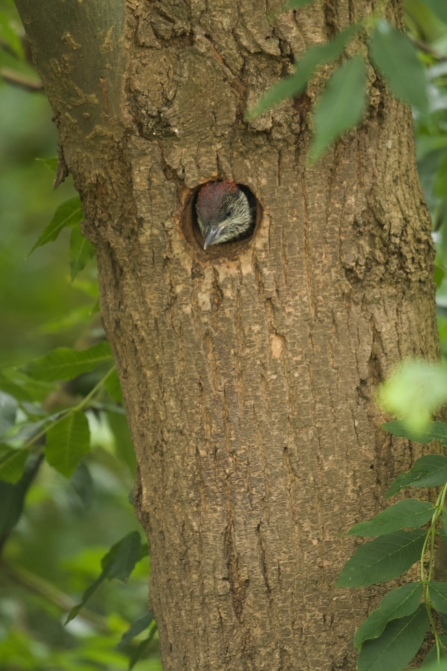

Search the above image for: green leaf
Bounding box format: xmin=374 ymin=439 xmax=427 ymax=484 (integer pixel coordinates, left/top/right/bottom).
xmin=348 ymin=499 xmax=435 ymax=537
xmin=21 ymin=341 xmax=113 ymax=382
xmin=66 ymin=566 xmax=109 ymax=624
xmin=379 ymin=361 xmax=447 ymax=433
xmin=117 ymin=611 xmax=154 ymax=649
xmin=369 ymin=20 xmax=429 ymax=114
xmin=422 ymin=639 xmax=447 ymax=668
xmin=45 ymin=411 xmax=90 ymax=478
xmin=429 ymin=581 xmax=447 ymax=613
xmin=309 ymin=55 xmax=367 ymax=161
xmin=435 ymin=155 xmax=447 ymax=198
xmin=0 ymin=392 xmax=17 ymax=437
xmin=357 ymin=605 xmax=429 ymax=671
xmin=417 ymin=135 xmax=447 ymax=159
xmin=247 ymin=23 xmax=360 ymax=118
xmin=108 ymin=412 xmax=136 ymax=476
xmin=383 ymin=420 xmax=447 ymax=446
xmin=66 ymin=532 xmax=142 ymax=623
xmin=0 ymin=447 xmax=28 ymax=484
xmin=0 ymin=372 xmax=33 ymax=402
xmin=105 ymin=368 xmax=123 ymax=404
xmin=35 ymin=157 xmax=58 ymax=174
xmin=29 ymin=197 xmax=83 ymax=254
xmin=386 ymin=455 xmax=447 ymax=499
xmin=354 ymin=582 xmax=423 ymax=650
xmin=69 ymin=462 xmax=94 ymax=510
xmin=0 ymin=454 xmax=41 ymax=536
xmin=0 ymin=11 xmax=24 ymax=59
xmin=283 ymin=0 xmax=313 ymax=7
xmin=108 ymin=531 xmax=141 ymax=582
xmin=37 ymin=305 xmax=93 ymax=335
xmin=336 ymin=529 xmax=426 ymax=587
xmin=69 ymin=225 xmax=95 ymax=281
xmin=4 ymin=417 xmax=52 ymax=445
xmin=129 ymin=625 xmax=157 ymax=670
xmin=420 ymin=0 xmax=447 ymax=24
xmin=272 ymin=0 xmax=313 ymax=15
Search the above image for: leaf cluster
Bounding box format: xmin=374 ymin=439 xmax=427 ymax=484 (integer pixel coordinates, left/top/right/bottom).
xmin=248 ymin=2 xmax=447 ymax=161
xmin=338 ymin=419 xmax=447 ymax=670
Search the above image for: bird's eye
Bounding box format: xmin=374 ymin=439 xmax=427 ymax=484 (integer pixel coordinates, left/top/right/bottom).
xmin=226 ymin=209 xmax=232 ymax=218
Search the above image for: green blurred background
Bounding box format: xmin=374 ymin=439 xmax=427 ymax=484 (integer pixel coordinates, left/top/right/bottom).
xmin=0 ymin=2 xmax=160 ymax=666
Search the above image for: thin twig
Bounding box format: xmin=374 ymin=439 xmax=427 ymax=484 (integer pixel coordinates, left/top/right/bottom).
xmin=1 ymin=67 xmax=43 ymax=91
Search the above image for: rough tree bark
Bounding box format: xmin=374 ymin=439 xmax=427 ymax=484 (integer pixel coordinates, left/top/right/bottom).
xmin=15 ymin=0 xmax=440 ymax=669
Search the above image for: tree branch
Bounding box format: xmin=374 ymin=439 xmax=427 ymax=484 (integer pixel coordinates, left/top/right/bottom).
xmin=1 ymin=67 xmax=43 ymax=91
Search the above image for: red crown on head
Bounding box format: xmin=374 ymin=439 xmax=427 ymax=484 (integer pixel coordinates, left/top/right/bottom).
xmin=197 ymin=181 xmax=238 ymax=220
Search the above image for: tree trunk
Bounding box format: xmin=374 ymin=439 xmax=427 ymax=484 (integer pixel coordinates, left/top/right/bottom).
xmin=16 ymin=0 xmax=439 ymax=668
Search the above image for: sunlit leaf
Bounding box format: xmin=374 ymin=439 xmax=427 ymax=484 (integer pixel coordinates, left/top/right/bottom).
xmin=69 ymin=225 xmax=95 ymax=281
xmin=357 ymin=605 xmax=429 ymax=671
xmin=247 ymin=23 xmax=360 ymax=118
xmin=21 ymin=341 xmax=113 ymax=382
xmin=336 ymin=529 xmax=426 ymax=587
xmin=378 ymin=360 xmax=447 ymax=432
xmin=369 ymin=20 xmax=429 ymax=114
xmin=309 ymin=55 xmax=367 ymax=162
xmin=386 ymin=455 xmax=447 ymax=498
xmin=354 ymin=582 xmax=423 ymax=650
xmin=0 ymin=446 xmax=28 ymax=483
xmin=29 ymin=197 xmax=83 ymax=254
xmin=348 ymin=499 xmax=435 ymax=537
xmin=45 ymin=411 xmax=90 ymax=478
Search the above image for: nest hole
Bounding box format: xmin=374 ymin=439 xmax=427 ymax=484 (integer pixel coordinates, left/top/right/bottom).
xmin=180 ymin=181 xmax=262 ymax=261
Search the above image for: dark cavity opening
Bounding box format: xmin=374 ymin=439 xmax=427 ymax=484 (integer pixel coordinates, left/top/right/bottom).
xmin=180 ymin=181 xmax=262 ymax=260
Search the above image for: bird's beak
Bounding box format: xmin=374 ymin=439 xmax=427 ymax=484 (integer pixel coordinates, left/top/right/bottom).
xmin=203 ymin=227 xmax=221 ymax=250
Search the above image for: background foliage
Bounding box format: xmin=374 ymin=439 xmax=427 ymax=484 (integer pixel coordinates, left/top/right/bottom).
xmin=1 ymin=0 xmax=447 ymax=669
xmin=0 ymin=1 xmax=160 ymax=669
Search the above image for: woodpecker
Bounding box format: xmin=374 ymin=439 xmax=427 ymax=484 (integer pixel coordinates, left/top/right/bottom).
xmin=196 ymin=181 xmax=255 ymax=250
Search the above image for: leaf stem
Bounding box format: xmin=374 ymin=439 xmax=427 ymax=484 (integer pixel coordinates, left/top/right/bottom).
xmin=421 ymin=482 xmax=447 ymax=662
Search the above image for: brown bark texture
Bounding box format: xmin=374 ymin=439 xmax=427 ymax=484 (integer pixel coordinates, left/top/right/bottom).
xmin=15 ymin=0 xmax=440 ymax=669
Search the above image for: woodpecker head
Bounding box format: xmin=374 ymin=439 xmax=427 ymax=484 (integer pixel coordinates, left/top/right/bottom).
xmin=196 ymin=181 xmax=255 ymax=250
